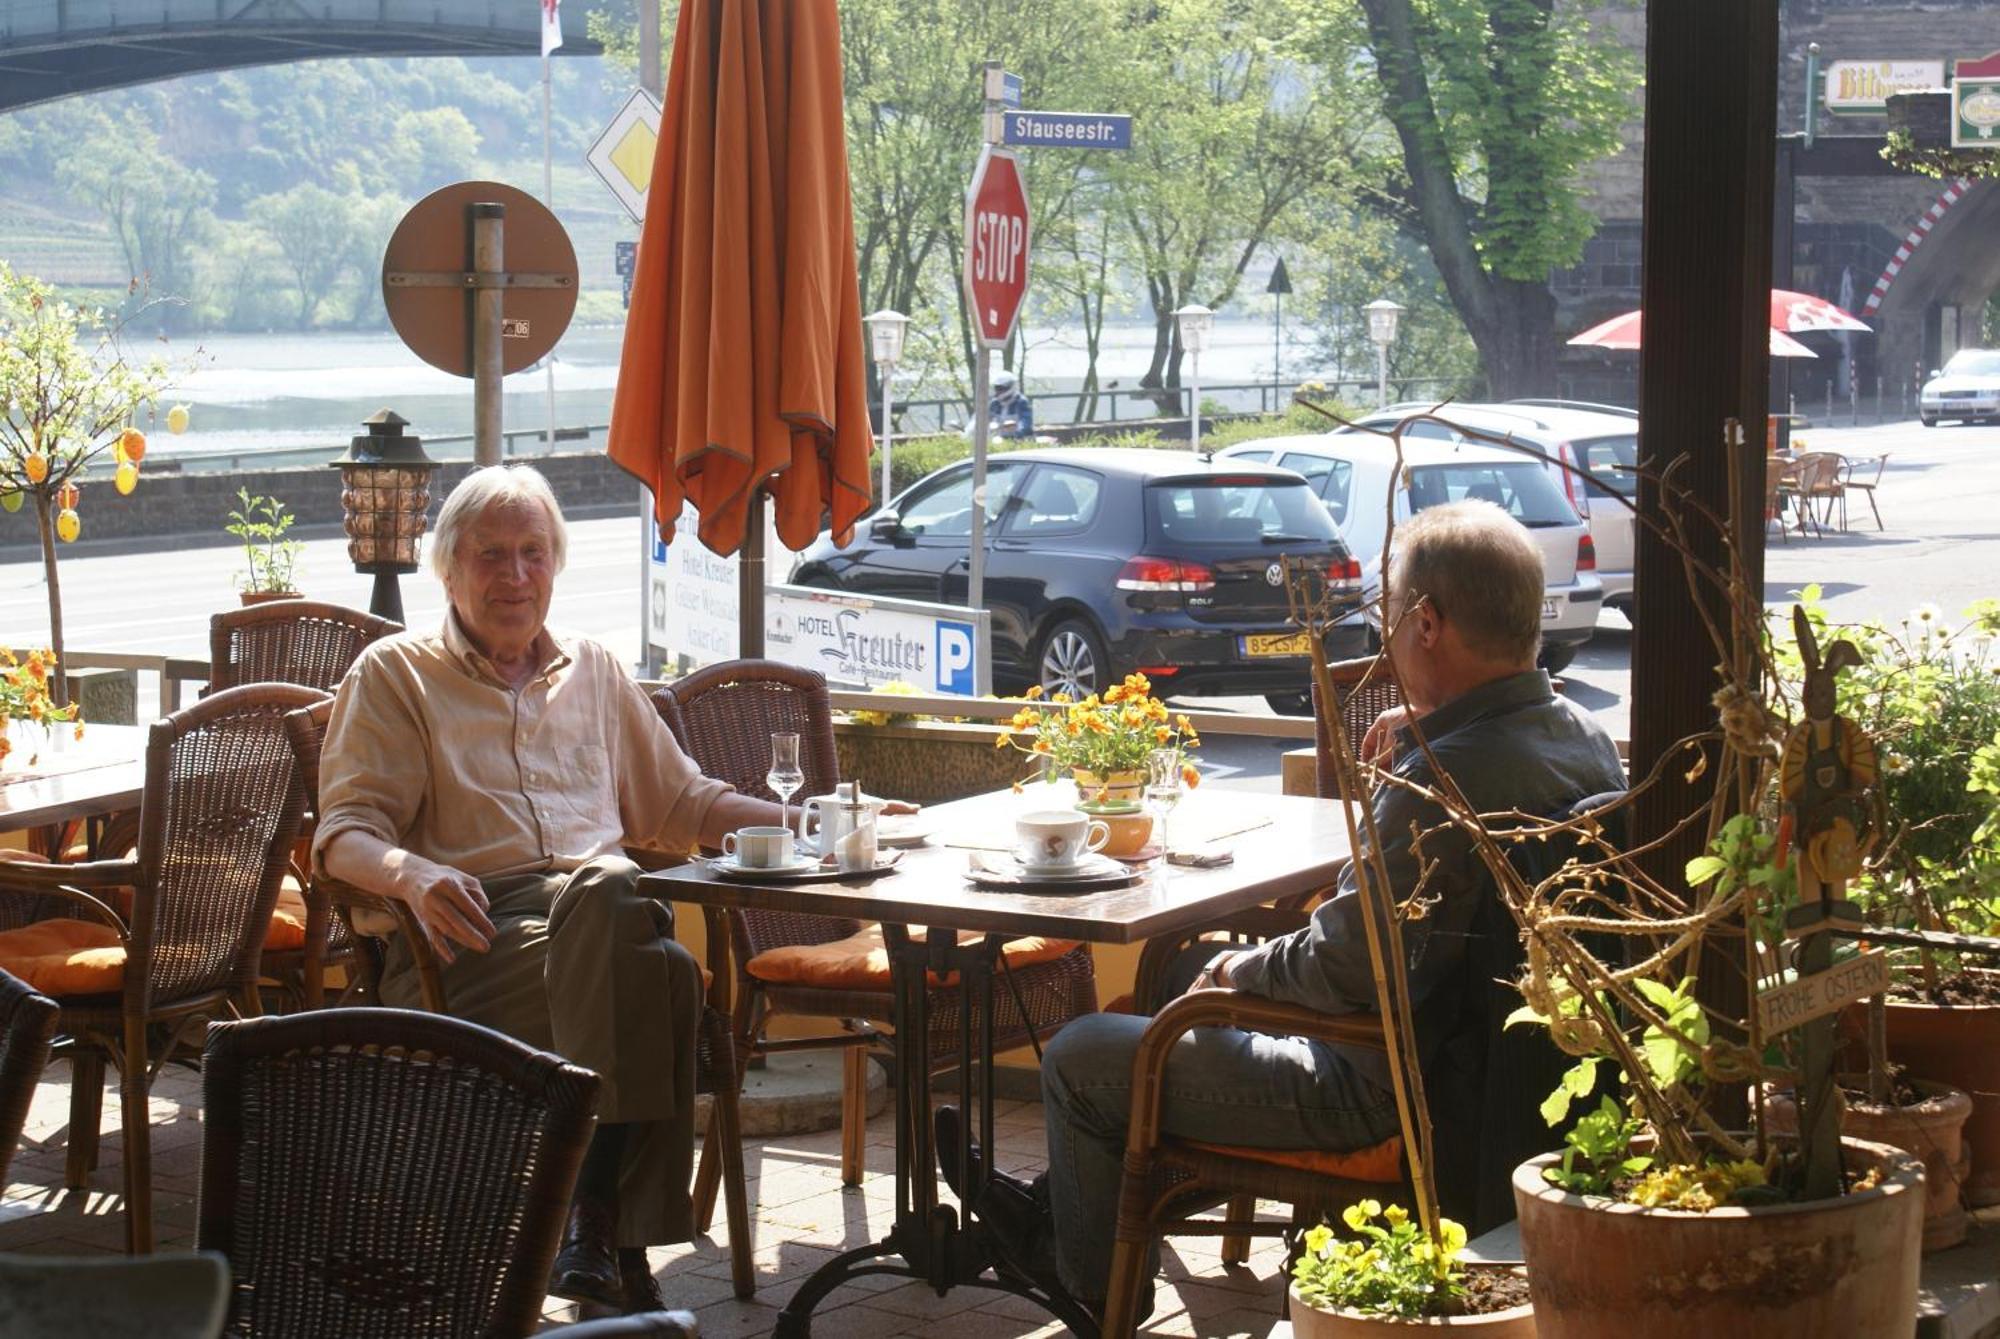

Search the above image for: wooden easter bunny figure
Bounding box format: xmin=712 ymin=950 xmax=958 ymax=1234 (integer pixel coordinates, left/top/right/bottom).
xmin=1778 ymin=605 xmax=1879 ymax=935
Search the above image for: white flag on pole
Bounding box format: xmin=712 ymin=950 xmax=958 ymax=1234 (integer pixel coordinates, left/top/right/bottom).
xmin=541 ymin=0 xmax=562 ymax=58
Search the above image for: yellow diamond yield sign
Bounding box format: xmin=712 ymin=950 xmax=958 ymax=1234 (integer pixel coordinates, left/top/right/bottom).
xmin=587 ymin=88 xmax=663 ymax=223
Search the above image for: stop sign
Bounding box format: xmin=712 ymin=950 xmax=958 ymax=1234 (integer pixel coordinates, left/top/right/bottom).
xmin=962 ymin=147 xmax=1030 ymax=347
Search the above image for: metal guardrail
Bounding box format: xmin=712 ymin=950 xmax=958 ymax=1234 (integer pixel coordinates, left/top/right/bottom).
xmin=154 ymin=376 xmax=1484 ymax=474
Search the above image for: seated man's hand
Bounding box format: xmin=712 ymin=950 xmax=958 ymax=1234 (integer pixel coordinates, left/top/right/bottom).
xmin=1189 ymin=951 xmax=1235 ymax=994
xmin=392 ymin=856 xmax=496 ymax=966
xmin=1360 ymin=705 xmax=1418 ymax=768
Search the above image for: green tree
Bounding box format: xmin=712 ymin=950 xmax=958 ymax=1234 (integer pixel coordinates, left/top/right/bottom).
xmin=56 ymin=111 xmax=215 ymax=329
xmin=1333 ymin=0 xmax=1636 ymax=397
xmin=249 ymin=184 xmax=358 ymax=328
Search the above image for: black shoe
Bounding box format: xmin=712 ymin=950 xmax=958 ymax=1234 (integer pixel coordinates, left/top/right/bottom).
xmin=616 ymin=1247 xmax=666 ymax=1313
xmin=549 ymin=1196 xmax=622 ymax=1309
xmin=932 ymin=1104 xmax=1038 ymax=1206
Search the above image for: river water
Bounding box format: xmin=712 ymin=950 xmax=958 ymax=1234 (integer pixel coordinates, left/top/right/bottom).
xmin=148 ymin=315 xmax=1326 ymax=467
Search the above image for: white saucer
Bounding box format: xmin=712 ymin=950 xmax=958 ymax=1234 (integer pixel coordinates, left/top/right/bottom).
xmin=876 ymin=813 xmax=933 ymax=848
xmin=1011 ymin=853 xmax=1125 ymax=880
xmin=706 ymin=854 xmax=822 ymax=879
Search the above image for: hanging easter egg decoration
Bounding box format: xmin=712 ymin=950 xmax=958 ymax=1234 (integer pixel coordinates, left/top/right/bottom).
xmin=115 ymin=461 xmax=139 ymax=495
xmin=166 ymin=404 xmax=191 ymax=435
xmin=24 ymin=452 xmax=49 ymax=484
xmin=56 ymin=508 xmax=80 ymax=543
xmin=119 ymin=428 xmax=147 ymax=462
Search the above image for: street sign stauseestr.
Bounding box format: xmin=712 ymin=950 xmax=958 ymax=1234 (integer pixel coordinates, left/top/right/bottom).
xmin=1002 ymin=110 xmax=1133 ymax=150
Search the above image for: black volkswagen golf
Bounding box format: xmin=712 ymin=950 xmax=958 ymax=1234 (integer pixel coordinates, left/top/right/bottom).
xmin=789 ymin=447 xmax=1369 ymax=704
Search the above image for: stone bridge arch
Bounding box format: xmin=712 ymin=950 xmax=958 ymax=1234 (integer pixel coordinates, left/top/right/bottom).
xmin=0 ymin=0 xmax=600 ymax=112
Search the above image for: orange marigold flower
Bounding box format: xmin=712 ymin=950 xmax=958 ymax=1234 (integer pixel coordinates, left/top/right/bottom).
xmin=1011 ymin=780 xmax=1025 ymax=795
xmin=1154 ymin=725 xmax=1172 ymax=743
xmin=72 ymin=722 xmax=85 ymax=741
xmin=1126 ymin=672 xmax=1151 ymax=694
xmin=1022 ymin=684 xmax=1045 ymax=700
xmin=994 ymin=732 xmax=1013 ymax=749
xmin=1032 ymin=739 xmax=1051 ymax=754
xmin=1182 ymin=764 xmax=1201 ymax=789
xmin=1104 ymin=684 xmax=1124 ymax=704
xmin=1052 ymin=692 xmax=1072 ymax=706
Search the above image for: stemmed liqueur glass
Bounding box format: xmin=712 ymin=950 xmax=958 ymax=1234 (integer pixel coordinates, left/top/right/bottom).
xmin=767 ymin=732 xmax=804 ymax=837
xmin=1144 ymin=747 xmax=1186 ymax=855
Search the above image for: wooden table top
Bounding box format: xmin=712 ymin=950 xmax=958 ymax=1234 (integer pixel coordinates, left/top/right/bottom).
xmin=642 ymin=785 xmax=1355 ymax=946
xmin=0 ymin=724 xmax=148 ymax=834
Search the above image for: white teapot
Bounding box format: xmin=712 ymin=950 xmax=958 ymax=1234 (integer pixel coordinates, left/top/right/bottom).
xmin=800 ymin=782 xmax=886 ymax=858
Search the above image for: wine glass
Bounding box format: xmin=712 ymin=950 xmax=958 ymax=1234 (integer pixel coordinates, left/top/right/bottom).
xmin=1144 ymin=747 xmax=1186 ymax=855
xmin=767 ymin=732 xmax=804 ymax=836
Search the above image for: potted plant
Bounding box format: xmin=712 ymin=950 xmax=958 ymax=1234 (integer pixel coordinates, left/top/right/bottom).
xmin=993 ymin=673 xmax=1200 ymax=803
xmin=226 ymin=487 xmax=303 ymax=604
xmin=1289 ymin=1199 xmax=1533 ymax=1336
xmin=0 ymin=264 xmax=176 ymax=707
xmin=1779 ymin=594 xmax=2000 ymax=1204
xmin=0 ymin=648 xmax=83 ymax=771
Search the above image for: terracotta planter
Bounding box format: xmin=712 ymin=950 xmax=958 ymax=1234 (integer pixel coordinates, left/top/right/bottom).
xmin=1872 ymin=978 xmax=2000 ymax=1206
xmin=1513 ymin=1137 xmax=1922 ymax=1338
xmin=239 ymin=589 xmax=302 ymax=607
xmin=1072 ymin=767 xmax=1144 ymax=806
xmin=1764 ymin=1078 xmax=1972 ymax=1251
xmin=1287 ymin=1274 xmax=1536 ymax=1337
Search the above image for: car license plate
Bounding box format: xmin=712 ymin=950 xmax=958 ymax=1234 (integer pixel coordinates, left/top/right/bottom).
xmin=1541 ymin=597 xmax=1559 ymax=621
xmin=1241 ymin=632 xmax=1313 ymax=657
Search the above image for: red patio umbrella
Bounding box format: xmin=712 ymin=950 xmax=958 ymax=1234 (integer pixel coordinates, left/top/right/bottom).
xmin=1569 ymin=311 xmax=1821 ymax=360
xmin=607 ymin=0 xmax=873 ymax=582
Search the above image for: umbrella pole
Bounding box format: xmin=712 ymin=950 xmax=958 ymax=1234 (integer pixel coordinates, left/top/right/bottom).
xmin=968 ymin=350 xmax=991 ymax=613
xmin=741 ymin=490 xmax=766 ymax=658
xmin=472 ymin=202 xmax=505 ymax=467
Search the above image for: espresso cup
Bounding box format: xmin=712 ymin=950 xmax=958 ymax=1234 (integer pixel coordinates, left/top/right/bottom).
xmin=723 ymin=825 xmax=795 ymax=869
xmin=1014 ymin=810 xmax=1111 ymax=870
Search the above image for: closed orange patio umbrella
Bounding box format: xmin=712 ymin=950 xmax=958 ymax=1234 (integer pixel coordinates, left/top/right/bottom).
xmin=607 ymin=0 xmax=873 ymax=649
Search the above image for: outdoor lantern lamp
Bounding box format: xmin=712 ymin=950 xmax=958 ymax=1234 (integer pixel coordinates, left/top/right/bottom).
xmin=1365 ymin=298 xmax=1405 ymax=410
xmin=331 ymin=409 xmax=440 ymax=625
xmin=863 ymin=308 xmax=909 ymax=507
xmin=1174 ymin=303 xmax=1215 ymax=454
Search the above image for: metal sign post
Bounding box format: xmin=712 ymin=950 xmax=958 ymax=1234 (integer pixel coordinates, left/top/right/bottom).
xmin=382 ymin=181 xmax=578 ymax=469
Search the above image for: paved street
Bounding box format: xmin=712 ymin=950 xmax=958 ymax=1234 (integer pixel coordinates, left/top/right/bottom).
xmin=5 ymin=416 xmax=1996 ymax=774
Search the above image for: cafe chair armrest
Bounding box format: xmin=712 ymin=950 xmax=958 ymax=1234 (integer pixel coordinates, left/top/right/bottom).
xmin=0 ymin=858 xmax=137 ymax=935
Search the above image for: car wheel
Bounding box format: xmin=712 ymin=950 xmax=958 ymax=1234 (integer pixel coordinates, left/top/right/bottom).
xmin=1921 ymin=415 xmax=1937 ymax=428
xmin=1265 ymin=692 xmax=1313 ymax=716
xmin=1037 ymin=618 xmax=1109 ymax=700
xmin=1538 ymin=642 xmax=1578 ymax=675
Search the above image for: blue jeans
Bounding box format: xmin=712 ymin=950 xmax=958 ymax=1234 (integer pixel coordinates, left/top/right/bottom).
xmin=1039 ymin=989 xmax=1400 ymax=1306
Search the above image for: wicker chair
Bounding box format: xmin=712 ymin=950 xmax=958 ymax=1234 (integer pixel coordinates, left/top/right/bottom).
xmin=211 ymin=601 xmax=400 ymax=1009
xmin=207 ymin=599 xmax=402 ymax=694
xmin=0 ymin=966 xmax=60 ymax=1184
xmin=281 ymin=701 xmax=757 ymax=1299
xmin=651 ymin=659 xmax=1099 ymax=1198
xmin=1311 ymin=656 xmax=1404 ymax=802
xmin=1791 ymin=451 xmax=1845 ymax=536
xmin=0 ymin=683 xmax=319 ymax=1253
xmin=1099 ymin=791 xmax=1628 ymax=1336
xmin=197 ymin=1008 xmax=599 ymax=1338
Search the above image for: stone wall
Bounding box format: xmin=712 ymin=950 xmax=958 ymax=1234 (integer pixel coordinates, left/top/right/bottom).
xmin=0 ymin=450 xmax=646 ymax=560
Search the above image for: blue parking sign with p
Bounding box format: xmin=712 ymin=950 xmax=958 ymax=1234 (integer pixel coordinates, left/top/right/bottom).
xmin=935 ymin=620 xmax=977 ymax=695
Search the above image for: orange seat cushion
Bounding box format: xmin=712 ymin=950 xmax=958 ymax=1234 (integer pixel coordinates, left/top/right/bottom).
xmin=263 ymin=876 xmax=310 ymax=952
xmin=745 ymin=925 xmax=1079 ymax=991
xmin=1180 ymin=1134 xmax=1405 ymax=1184
xmin=0 ymin=918 xmax=125 ymax=996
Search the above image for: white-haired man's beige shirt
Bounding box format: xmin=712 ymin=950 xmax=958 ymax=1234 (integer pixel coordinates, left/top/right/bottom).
xmin=314 ymin=612 xmax=730 ymax=884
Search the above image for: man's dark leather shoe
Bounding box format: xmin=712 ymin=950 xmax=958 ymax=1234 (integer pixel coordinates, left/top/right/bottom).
xmin=549 ymin=1196 xmax=622 ymax=1309
xmin=617 ymin=1247 xmax=666 ymax=1313
xmin=933 ymin=1104 xmax=1039 ymax=1206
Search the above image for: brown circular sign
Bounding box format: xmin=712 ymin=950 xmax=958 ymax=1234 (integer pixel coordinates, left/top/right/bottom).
xmin=382 ymin=180 xmax=579 ymax=377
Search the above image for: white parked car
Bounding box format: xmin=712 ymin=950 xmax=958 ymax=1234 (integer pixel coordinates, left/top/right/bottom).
xmin=1219 ymin=430 xmax=1604 ymax=673
xmin=1920 ymin=349 xmax=2000 ymax=427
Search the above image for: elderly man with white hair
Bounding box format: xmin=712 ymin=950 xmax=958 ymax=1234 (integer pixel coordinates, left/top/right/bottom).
xmin=315 ymin=464 xmax=786 ymax=1314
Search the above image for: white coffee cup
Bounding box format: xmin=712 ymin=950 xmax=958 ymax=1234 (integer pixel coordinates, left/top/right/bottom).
xmin=1014 ymin=810 xmax=1110 ymax=871
xmin=723 ymin=825 xmax=795 ymax=869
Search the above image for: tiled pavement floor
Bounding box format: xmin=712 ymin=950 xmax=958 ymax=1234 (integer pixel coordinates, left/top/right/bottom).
xmin=0 ymin=1058 xmax=1295 ymax=1336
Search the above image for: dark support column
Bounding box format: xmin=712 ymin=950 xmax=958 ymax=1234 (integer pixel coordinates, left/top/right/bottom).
xmin=1632 ymin=0 xmax=1780 ymax=1119
xmin=1771 ymin=137 xmax=1796 ymax=453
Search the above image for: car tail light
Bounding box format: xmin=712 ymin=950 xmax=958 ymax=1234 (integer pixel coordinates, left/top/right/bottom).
xmin=1577 ymin=533 xmax=1597 ymax=571
xmin=1326 ymin=555 xmax=1362 ymax=596
xmin=1555 ymin=441 xmax=1590 ymax=519
xmin=1115 ymin=557 xmax=1216 ymax=592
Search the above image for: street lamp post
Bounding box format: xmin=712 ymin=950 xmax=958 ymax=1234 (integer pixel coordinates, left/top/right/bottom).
xmin=1174 ymin=303 xmax=1214 ymax=454
xmin=1364 ymin=298 xmax=1405 ymax=411
xmin=864 ymin=309 xmax=909 ymax=508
